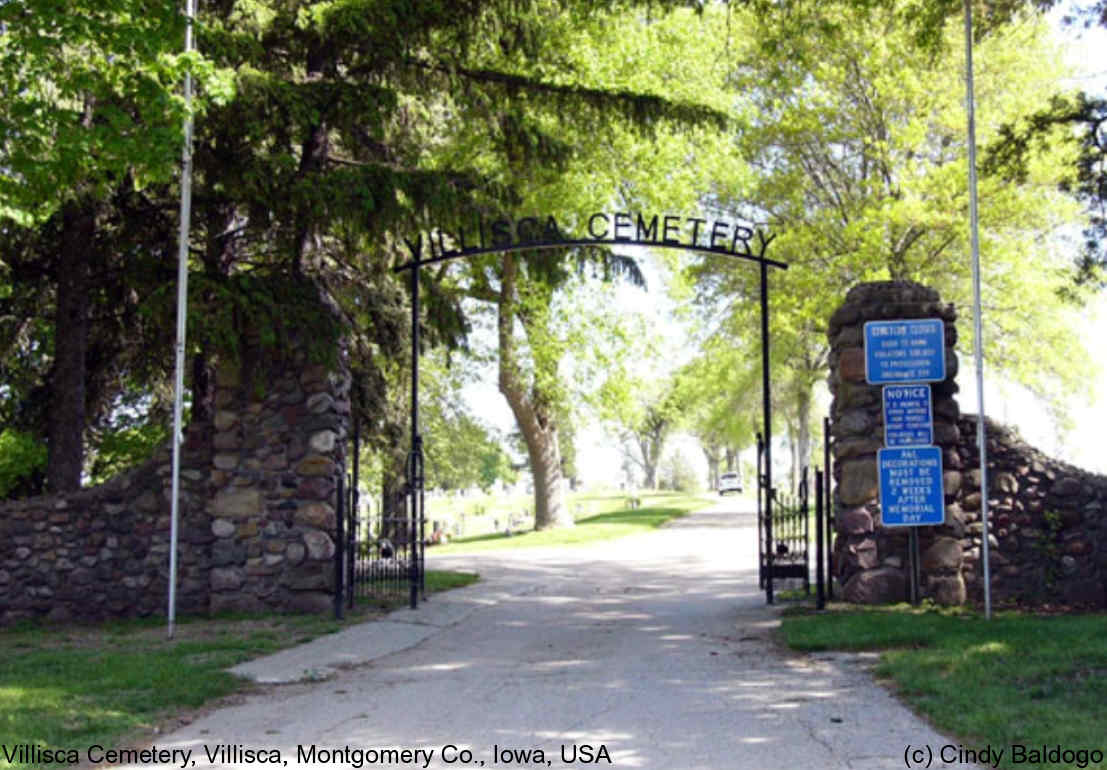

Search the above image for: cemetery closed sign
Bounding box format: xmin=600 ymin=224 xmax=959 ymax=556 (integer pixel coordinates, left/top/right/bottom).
xmin=864 ymin=319 xmax=946 ymax=384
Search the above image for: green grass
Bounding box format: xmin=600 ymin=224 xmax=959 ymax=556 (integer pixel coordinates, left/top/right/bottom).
xmin=0 ymin=570 xmax=477 ymax=768
xmin=429 ymin=488 xmax=648 ymax=520
xmin=427 ymin=491 xmax=532 ymax=531
xmin=429 ymin=492 xmax=714 ymax=554
xmin=781 ymin=603 xmax=1107 ymax=769
xmin=774 ymin=586 xmax=813 ymax=602
xmin=422 ymin=570 xmax=480 ymax=592
xmin=424 ymin=488 xmax=693 ymax=540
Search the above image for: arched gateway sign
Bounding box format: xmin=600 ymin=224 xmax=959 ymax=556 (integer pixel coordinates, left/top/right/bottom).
xmin=387 ymin=211 xmax=787 ymax=609
xmin=398 ymin=211 xmax=785 ymax=268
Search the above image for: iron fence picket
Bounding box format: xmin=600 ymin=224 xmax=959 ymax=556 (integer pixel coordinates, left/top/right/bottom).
xmin=334 ymin=472 xmax=345 ymax=620
xmin=816 ymin=468 xmax=825 ymax=609
xmin=756 ymin=433 xmax=766 ymax=590
xmin=824 ymin=416 xmax=835 ymax=601
xmin=761 ymin=466 xmax=811 ymax=596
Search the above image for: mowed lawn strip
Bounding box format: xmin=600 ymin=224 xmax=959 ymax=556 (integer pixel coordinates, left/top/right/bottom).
xmin=429 ymin=492 xmax=716 ymax=554
xmin=0 ymin=570 xmax=478 ymax=769
xmin=780 ymin=605 xmax=1107 ymax=770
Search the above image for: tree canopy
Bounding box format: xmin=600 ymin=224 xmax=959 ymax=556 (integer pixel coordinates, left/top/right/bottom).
xmin=2 ymin=0 xmax=1102 ymax=518
xmin=0 ymin=0 xmax=733 ymax=512
xmin=684 ymin=1 xmax=1093 ymax=477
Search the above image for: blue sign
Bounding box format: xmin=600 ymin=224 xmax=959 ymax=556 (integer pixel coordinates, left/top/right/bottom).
xmin=878 ymin=446 xmax=945 ymax=526
xmin=883 ymin=385 xmax=933 ymax=447
xmin=864 ymin=319 xmax=946 ymax=384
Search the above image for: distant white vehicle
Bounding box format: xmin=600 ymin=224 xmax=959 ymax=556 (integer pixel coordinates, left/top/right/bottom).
xmin=718 ymin=471 xmax=742 ymax=495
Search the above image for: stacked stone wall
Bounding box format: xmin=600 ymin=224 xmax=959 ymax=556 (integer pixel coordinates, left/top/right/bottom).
xmin=0 ymin=426 xmax=213 ymax=624
xmin=827 ymin=280 xmax=1107 ymax=609
xmin=0 ymin=286 xmax=350 ymax=625
xmin=953 ymin=415 xmax=1107 ymax=607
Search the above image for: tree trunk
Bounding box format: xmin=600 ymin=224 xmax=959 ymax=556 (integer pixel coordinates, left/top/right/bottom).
xmin=292 ymin=47 xmax=331 ymax=275
xmin=525 ymin=418 xmax=568 ymax=529
xmin=191 ymin=203 xmax=242 ymax=427
xmin=724 ymin=447 xmax=737 ymax=472
xmin=702 ymin=444 xmax=720 ymax=490
xmin=377 ymin=411 xmax=410 ymax=542
xmin=639 ymin=437 xmax=659 ymax=490
xmin=380 ymin=460 xmax=408 ymax=543
xmin=190 ymin=352 xmax=213 ymax=426
xmin=786 ymin=420 xmax=798 ymax=493
xmin=497 ymin=253 xmax=571 ymax=530
xmin=47 ymin=200 xmax=94 ymax=493
xmin=795 ymin=383 xmax=813 ymax=487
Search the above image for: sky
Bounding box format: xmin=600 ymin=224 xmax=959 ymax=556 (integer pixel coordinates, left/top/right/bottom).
xmin=461 ymin=5 xmax=1107 ymax=487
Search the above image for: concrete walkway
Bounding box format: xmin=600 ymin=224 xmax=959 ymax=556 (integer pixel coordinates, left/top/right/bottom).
xmin=124 ymin=502 xmax=971 ymax=769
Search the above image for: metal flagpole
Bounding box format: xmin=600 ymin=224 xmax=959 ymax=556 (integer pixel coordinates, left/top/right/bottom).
xmin=963 ymin=0 xmax=992 ymax=619
xmin=168 ymin=0 xmax=197 ymax=639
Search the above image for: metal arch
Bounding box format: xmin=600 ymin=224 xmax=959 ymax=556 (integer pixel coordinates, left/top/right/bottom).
xmin=388 ymin=226 xmax=787 ymax=609
xmin=392 ymin=235 xmax=787 ymax=273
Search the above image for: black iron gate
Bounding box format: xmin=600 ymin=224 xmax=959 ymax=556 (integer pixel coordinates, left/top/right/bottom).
xmin=758 ymin=431 xmax=808 ymax=601
xmin=334 ymin=421 xmax=425 ymax=618
xmin=757 ymin=421 xmax=834 ymax=606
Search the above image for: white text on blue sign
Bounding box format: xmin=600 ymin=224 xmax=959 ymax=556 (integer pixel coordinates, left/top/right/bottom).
xmin=864 ymin=318 xmax=946 ymax=384
xmin=878 ymin=446 xmax=945 ymax=526
xmin=883 ymin=385 xmax=934 ymax=447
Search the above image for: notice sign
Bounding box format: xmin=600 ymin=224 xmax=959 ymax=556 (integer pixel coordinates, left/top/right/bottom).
xmin=878 ymin=446 xmax=945 ymax=526
xmin=883 ymin=385 xmax=933 ymax=447
xmin=864 ymin=318 xmax=946 ymax=384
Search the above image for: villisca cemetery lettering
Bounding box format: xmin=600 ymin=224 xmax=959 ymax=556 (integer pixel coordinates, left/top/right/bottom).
xmin=401 ymin=210 xmax=767 ymax=264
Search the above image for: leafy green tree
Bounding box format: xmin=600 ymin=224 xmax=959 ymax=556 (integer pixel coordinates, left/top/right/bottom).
xmin=0 ymin=430 xmax=47 ymax=500
xmin=1027 ymin=1 xmax=1107 ymax=285
xmin=183 ymin=0 xmax=742 ymax=536
xmin=0 ymin=1 xmax=228 ymax=491
xmin=600 ymin=371 xmax=687 ymax=490
xmin=0 ymin=0 xmax=731 ymax=512
xmin=427 ymin=5 xmax=736 ymax=527
xmin=693 ymin=2 xmax=1092 ymax=462
xmin=461 ymin=253 xmax=648 ymax=527
xmin=419 ymin=350 xmax=516 ymax=493
xmin=87 ymin=423 xmax=171 ymax=486
xmin=659 ymin=448 xmax=702 ymax=493
xmin=759 ymin=0 xmax=1107 ymax=287
xmin=676 ymin=336 xmax=762 ymax=488
xmin=479 ymin=442 xmax=518 ymax=492
xmin=986 ymin=94 xmax=1107 ymax=289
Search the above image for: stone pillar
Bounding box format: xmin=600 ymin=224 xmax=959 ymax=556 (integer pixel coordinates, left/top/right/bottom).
xmin=826 ymin=281 xmax=967 ymax=605
xmin=206 ymin=327 xmax=351 ymax=615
